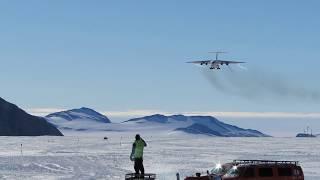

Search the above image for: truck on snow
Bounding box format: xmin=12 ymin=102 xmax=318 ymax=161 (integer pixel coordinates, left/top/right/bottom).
xmin=184 ymin=160 xmax=304 ymax=180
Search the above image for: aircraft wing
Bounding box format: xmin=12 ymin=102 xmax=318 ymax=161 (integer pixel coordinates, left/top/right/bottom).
xmin=186 ymin=60 xmax=211 ymax=64
xmin=216 ymin=60 xmax=245 ymax=65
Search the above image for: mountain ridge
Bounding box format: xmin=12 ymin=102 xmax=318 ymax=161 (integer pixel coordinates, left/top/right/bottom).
xmin=46 ymin=107 xmax=111 ymax=123
xmin=124 ymin=114 xmax=269 ymax=137
xmin=45 ymin=108 xmax=269 ymax=137
xmin=45 ymin=107 xmax=111 ymax=131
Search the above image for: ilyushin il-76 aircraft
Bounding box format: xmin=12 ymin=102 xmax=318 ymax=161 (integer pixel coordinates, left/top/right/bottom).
xmin=187 ymin=52 xmax=245 ymax=70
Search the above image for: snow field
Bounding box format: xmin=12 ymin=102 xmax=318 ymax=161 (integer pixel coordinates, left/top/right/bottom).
xmin=0 ymin=134 xmax=319 ymax=180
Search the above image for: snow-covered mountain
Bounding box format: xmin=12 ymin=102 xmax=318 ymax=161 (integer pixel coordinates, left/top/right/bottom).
xmin=45 ymin=108 xmax=268 ymax=137
xmin=0 ymin=97 xmax=63 ymax=136
xmin=124 ymin=114 xmax=269 ymax=137
xmin=45 ymin=107 xmax=111 ymax=131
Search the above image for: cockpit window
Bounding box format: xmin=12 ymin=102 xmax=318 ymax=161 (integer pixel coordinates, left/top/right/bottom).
xmin=223 ymin=166 xmax=240 ymax=177
xmin=210 ymin=163 xmax=232 ymax=175
xmin=211 ymin=167 xmax=224 ymax=175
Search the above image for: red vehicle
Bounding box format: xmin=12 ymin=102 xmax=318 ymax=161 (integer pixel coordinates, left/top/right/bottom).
xmin=185 ymin=162 xmax=233 ymax=180
xmin=223 ymin=160 xmax=304 ymax=180
xmin=185 ymin=160 xmax=304 ymax=180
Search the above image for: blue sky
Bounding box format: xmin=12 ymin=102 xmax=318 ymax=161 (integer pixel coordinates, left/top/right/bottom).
xmin=1 ymin=1 xmax=320 ymax=135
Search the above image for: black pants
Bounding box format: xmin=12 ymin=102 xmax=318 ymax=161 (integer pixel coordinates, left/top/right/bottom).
xmin=134 ymin=158 xmax=144 ymax=175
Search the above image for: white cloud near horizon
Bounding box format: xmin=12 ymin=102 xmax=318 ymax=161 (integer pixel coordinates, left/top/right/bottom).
xmin=26 ymin=108 xmax=320 ymax=119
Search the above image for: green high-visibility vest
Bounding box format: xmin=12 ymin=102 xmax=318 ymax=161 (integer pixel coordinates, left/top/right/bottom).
xmin=134 ymin=139 xmax=145 ymax=158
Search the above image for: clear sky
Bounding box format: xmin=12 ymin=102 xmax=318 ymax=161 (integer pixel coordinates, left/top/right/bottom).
xmin=1 ymin=1 xmax=320 ymax=136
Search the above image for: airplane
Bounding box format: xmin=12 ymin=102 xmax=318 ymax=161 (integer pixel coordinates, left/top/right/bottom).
xmin=187 ymin=52 xmax=245 ymax=70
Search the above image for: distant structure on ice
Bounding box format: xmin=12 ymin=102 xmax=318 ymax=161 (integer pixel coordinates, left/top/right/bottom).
xmin=296 ymin=126 xmax=316 ymax=137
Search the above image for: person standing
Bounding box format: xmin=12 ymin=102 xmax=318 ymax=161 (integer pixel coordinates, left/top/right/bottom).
xmin=130 ymin=134 xmax=147 ymax=176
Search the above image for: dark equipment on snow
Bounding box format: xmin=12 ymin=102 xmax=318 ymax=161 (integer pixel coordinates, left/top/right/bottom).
xmin=125 ymin=173 xmax=156 ymax=180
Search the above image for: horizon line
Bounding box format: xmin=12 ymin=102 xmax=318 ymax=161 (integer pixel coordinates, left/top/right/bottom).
xmin=26 ymin=108 xmax=320 ymax=119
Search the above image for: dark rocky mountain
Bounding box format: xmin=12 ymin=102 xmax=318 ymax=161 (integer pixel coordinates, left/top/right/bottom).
xmin=0 ymin=97 xmax=63 ymax=136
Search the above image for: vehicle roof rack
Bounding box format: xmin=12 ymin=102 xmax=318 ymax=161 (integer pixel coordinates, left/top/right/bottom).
xmin=233 ymin=160 xmax=299 ymax=166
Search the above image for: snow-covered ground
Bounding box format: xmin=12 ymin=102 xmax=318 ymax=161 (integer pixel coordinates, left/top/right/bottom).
xmin=0 ymin=133 xmax=319 ymax=180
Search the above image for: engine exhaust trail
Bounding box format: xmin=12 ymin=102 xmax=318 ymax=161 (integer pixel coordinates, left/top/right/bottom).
xmin=237 ymin=64 xmax=248 ymax=71
xmin=202 ymin=66 xmax=320 ymax=103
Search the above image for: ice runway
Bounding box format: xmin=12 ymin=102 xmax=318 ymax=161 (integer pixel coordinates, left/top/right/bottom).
xmin=0 ymin=134 xmax=319 ymax=180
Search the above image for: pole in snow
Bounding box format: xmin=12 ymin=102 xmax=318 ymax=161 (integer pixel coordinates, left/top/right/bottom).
xmin=20 ymin=144 xmax=23 ymax=156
